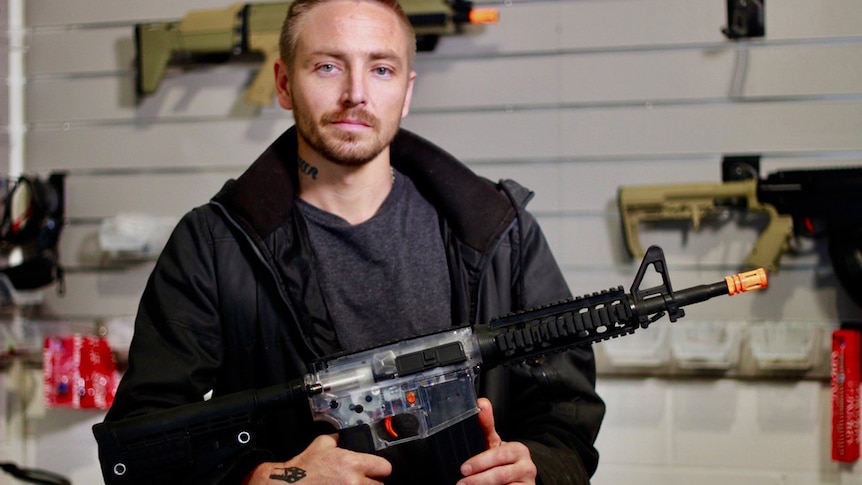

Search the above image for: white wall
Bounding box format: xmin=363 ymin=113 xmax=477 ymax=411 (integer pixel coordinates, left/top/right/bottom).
xmin=2 ymin=0 xmax=862 ymax=483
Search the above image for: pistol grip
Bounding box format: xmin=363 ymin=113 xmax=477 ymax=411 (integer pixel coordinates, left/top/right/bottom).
xmin=339 ymin=424 xmax=376 ymax=454
xmin=746 ymin=211 xmax=793 ymax=273
xmin=378 ymin=413 xmax=487 ymax=484
xmin=337 ymin=415 xmax=487 ymax=484
xmin=244 ymin=35 xmax=280 ymax=106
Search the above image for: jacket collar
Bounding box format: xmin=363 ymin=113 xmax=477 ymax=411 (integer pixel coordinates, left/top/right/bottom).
xmin=213 ymin=127 xmax=517 ymax=253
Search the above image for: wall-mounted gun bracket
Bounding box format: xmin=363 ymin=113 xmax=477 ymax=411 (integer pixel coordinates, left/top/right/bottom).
xmin=721 ymin=0 xmax=765 ymax=40
xmin=722 ymin=154 xmax=761 ymax=182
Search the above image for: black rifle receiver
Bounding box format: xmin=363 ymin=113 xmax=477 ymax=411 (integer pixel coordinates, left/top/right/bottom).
xmin=724 ymin=157 xmax=862 ymax=308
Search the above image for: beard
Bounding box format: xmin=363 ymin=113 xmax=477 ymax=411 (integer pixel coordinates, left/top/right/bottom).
xmin=294 ymin=105 xmax=399 ymax=167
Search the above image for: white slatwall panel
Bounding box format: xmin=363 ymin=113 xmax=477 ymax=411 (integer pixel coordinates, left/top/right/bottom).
xmin=24 ymin=102 xmax=862 ymax=170
xmin=0 ymin=54 xmax=7 ymax=128
xmin=25 ymin=0 xmax=242 ymax=25
xmin=0 ymin=5 xmax=13 ymax=478
xmin=0 ymin=3 xmax=10 ymax=161
xmin=594 ymin=379 xmax=833 ymax=485
xmin=8 ymin=1 xmax=862 ymax=484
xmin=20 ymin=0 xmax=862 ymax=324
xmin=25 ymin=45 xmax=862 ymax=122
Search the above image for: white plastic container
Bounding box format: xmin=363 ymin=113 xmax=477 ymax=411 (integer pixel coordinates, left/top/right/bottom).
xmin=671 ymin=320 xmax=743 ymax=370
xmin=748 ymin=321 xmax=821 ymax=370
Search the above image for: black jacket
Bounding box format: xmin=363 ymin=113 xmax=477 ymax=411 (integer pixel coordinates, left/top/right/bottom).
xmin=104 ymin=127 xmax=605 ymax=484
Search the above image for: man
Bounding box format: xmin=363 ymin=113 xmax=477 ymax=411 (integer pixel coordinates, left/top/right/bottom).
xmin=102 ymin=0 xmax=605 ymax=483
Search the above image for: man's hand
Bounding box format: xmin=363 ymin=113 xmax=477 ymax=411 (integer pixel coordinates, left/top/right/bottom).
xmin=242 ymin=434 xmax=392 ymax=484
xmin=457 ymin=398 xmax=537 ymax=485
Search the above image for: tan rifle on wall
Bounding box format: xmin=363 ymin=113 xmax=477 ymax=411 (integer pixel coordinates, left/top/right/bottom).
xmin=135 ymin=0 xmax=498 ymax=106
xmin=618 ymin=178 xmax=793 ymax=274
xmin=618 ymin=157 xmax=862 ymax=308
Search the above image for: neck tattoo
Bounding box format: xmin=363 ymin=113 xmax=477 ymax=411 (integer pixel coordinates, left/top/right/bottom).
xmin=298 ymin=157 xmax=318 ymax=180
xmin=297 ymin=155 xmax=395 ymax=184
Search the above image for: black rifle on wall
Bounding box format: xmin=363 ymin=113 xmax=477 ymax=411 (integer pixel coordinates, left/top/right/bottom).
xmin=619 ymin=156 xmax=862 ymax=308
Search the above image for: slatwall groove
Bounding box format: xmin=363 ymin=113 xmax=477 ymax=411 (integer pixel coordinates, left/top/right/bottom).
xmin=27 ymin=94 xmax=862 ymax=129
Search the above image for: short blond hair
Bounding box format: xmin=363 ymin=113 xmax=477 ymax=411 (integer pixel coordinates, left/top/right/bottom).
xmin=278 ymin=0 xmax=417 ymax=71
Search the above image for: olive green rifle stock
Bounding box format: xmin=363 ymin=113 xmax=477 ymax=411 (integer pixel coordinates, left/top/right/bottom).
xmin=135 ymin=0 xmax=498 ymax=106
xmin=618 ymin=179 xmax=793 ymax=273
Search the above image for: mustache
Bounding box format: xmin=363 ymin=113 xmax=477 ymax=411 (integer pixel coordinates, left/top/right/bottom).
xmin=321 ymin=109 xmax=378 ymax=127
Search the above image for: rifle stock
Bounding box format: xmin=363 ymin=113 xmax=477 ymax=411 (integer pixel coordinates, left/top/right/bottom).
xmin=243 ymin=32 xmax=280 ymax=106
xmin=618 ymin=179 xmax=793 ymax=273
xmin=134 ymin=0 xmax=498 ymax=106
xmin=618 ymin=162 xmax=862 ymax=308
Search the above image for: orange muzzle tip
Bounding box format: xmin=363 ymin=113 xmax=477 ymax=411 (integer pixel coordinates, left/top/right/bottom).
xmin=470 ymin=8 xmax=499 ymax=24
xmin=725 ymin=268 xmax=768 ymax=295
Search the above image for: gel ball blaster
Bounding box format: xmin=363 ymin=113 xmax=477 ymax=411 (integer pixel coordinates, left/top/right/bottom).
xmin=618 ymin=158 xmax=862 ymax=307
xmin=92 ymin=246 xmax=766 ymax=484
xmin=135 ymin=0 xmax=499 ymax=106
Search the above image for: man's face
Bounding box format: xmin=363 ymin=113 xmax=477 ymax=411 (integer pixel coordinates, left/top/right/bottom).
xmin=276 ymin=0 xmax=416 ymax=166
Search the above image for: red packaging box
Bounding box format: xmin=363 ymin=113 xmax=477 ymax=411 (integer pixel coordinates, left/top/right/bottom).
xmin=832 ymin=329 xmax=860 ymax=462
xmin=43 ymin=334 xmax=118 ymax=410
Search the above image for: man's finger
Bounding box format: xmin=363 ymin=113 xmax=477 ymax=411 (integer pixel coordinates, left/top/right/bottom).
xmin=459 ymin=442 xmax=536 ymax=485
xmin=477 ymin=397 xmax=502 ymax=448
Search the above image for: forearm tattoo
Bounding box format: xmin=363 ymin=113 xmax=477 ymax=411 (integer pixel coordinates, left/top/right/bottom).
xmin=269 ymin=467 xmax=307 ymax=482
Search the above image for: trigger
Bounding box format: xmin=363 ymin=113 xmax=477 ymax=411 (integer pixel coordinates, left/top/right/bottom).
xmin=384 ymin=416 xmax=398 ymax=439
xmin=375 ymin=414 xmax=419 ymax=442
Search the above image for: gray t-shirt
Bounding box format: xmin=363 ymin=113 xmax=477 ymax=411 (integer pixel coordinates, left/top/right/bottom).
xmin=295 ymin=169 xmax=452 ymax=352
